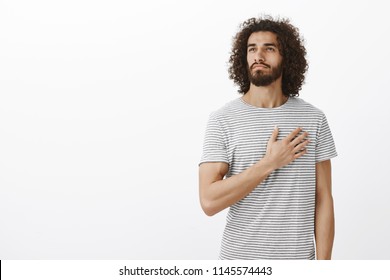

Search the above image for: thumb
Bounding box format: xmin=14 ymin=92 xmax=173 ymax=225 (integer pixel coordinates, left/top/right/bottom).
xmin=269 ymin=125 xmax=279 ymax=142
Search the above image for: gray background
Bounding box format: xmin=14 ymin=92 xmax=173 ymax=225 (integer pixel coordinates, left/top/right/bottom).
xmin=1 ymin=0 xmax=389 ymax=259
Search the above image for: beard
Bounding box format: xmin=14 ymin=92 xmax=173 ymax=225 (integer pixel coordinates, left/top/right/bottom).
xmin=247 ymin=62 xmax=283 ymax=87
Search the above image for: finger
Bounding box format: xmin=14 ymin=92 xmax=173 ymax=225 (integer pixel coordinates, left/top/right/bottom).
xmin=284 ymin=127 xmax=302 ymax=142
xmin=293 ymin=148 xmax=307 ymax=160
xmin=290 ymin=131 xmax=309 ymax=146
xmin=293 ymin=139 xmax=310 ymax=153
xmin=268 ymin=125 xmax=279 ymax=143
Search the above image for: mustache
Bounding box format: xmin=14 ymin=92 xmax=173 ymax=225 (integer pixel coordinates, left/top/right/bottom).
xmin=250 ymin=62 xmax=270 ymax=69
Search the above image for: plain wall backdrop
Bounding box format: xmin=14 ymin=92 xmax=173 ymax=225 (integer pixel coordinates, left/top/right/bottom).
xmin=0 ymin=0 xmax=389 ymax=259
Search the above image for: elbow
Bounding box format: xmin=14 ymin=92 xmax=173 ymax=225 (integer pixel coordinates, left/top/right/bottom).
xmin=316 ymin=190 xmax=334 ymax=204
xmin=203 ymin=209 xmax=217 ymax=217
xmin=200 ymin=198 xmax=218 ymax=217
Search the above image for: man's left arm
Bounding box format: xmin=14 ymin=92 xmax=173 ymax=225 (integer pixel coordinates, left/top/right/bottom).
xmin=314 ymin=159 xmax=335 ymax=260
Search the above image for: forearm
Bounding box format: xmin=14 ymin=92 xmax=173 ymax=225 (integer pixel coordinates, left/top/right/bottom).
xmin=314 ymin=193 xmax=335 ymax=260
xmin=202 ymin=158 xmax=274 ymax=216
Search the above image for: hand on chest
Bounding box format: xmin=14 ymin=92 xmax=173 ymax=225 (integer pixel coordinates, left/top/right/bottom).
xmin=228 ymin=123 xmax=315 ymax=163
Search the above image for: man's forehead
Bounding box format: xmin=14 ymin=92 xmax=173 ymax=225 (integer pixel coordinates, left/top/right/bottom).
xmin=247 ymin=31 xmax=278 ymax=45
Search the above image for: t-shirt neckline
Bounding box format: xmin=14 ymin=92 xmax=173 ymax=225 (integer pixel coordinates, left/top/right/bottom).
xmin=238 ymin=96 xmax=292 ymax=110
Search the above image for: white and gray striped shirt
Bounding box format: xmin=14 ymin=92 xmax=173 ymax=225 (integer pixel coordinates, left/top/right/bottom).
xmin=200 ymin=96 xmax=337 ymax=260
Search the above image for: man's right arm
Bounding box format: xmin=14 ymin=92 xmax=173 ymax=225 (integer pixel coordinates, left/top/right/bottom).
xmin=199 ymin=126 xmax=309 ymax=216
xmin=199 ymin=159 xmax=275 ymax=216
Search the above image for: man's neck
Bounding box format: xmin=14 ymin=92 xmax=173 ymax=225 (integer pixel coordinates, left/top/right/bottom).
xmin=242 ymin=81 xmax=288 ymax=108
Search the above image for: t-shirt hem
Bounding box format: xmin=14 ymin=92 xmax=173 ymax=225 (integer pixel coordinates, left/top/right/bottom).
xmin=315 ymin=152 xmax=338 ymax=163
xmin=198 ymin=160 xmax=230 ymax=166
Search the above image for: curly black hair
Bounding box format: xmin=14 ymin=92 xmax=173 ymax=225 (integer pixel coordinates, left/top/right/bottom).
xmin=228 ymin=16 xmax=308 ymax=97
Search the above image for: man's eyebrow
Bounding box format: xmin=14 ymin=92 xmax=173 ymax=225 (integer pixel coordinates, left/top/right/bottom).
xmin=247 ymin=43 xmax=278 ymax=48
xmin=264 ymin=43 xmax=277 ymax=47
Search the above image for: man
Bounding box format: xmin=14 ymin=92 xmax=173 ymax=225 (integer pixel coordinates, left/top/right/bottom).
xmin=198 ymin=16 xmax=337 ymax=260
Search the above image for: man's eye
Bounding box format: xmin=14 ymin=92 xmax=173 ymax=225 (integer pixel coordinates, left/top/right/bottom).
xmin=267 ymin=47 xmax=275 ymax=51
xmin=248 ymin=48 xmax=255 ymax=52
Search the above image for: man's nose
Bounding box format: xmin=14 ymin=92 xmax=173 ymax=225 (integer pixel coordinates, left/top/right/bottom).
xmin=255 ymin=51 xmax=265 ymax=62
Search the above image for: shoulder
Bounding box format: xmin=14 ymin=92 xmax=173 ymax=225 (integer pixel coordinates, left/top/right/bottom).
xmin=209 ymin=97 xmax=242 ymax=121
xmin=289 ymin=97 xmax=326 ymax=117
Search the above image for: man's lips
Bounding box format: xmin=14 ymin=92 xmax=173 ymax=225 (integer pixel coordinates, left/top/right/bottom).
xmin=252 ymin=63 xmax=269 ymax=69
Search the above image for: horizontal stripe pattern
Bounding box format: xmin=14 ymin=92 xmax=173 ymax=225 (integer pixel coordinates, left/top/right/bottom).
xmin=200 ymin=97 xmax=337 ymax=260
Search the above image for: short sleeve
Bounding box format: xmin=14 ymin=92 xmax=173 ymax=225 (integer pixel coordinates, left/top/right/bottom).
xmin=199 ymin=113 xmax=229 ymax=166
xmin=315 ymin=113 xmax=338 ymax=163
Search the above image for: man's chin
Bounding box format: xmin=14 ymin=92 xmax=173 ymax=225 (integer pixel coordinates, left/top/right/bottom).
xmin=252 ymin=81 xmax=273 ymax=87
xmin=250 ymin=75 xmax=275 ymax=87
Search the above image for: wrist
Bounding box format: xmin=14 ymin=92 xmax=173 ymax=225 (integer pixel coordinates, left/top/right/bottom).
xmin=316 ymin=254 xmax=332 ymax=260
xmin=256 ymin=156 xmax=275 ymax=175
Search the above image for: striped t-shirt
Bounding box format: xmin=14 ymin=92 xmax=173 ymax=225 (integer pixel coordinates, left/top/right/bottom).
xmin=199 ymin=96 xmax=337 ymax=260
